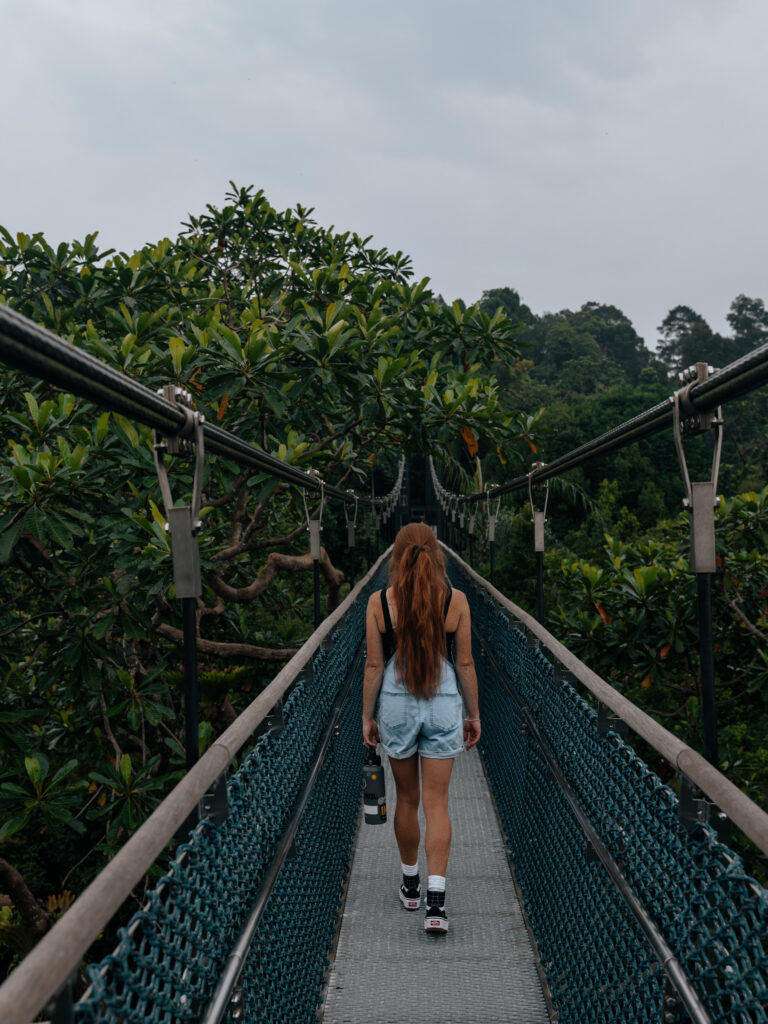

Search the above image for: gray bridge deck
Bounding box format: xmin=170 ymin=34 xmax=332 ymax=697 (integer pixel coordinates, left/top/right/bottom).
xmin=322 ymin=747 xmax=552 ymax=1024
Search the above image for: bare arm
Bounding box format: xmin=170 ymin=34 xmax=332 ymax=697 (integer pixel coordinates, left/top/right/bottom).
xmin=362 ymin=593 xmax=384 ymax=747
xmin=453 ymin=591 xmax=481 ymax=749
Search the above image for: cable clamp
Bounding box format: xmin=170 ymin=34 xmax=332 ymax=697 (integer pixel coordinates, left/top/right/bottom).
xmin=153 ymin=386 xmax=205 ymax=598
xmin=345 ymin=491 xmax=358 ymax=547
xmin=303 ymin=474 xmax=324 ymax=560
xmin=528 ymin=462 xmax=549 ymax=554
xmin=486 ymin=489 xmax=501 ymax=543
xmin=672 ymin=366 xmax=723 ymax=573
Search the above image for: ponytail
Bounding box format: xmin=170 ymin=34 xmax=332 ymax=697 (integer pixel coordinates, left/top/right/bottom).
xmin=390 ymin=524 xmax=447 ymax=699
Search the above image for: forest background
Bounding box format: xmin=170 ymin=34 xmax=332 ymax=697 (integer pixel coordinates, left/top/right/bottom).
xmin=0 ymin=185 xmax=766 ymax=978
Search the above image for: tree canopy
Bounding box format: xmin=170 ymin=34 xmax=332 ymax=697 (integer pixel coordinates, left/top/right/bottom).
xmin=0 ymin=185 xmax=530 ymax=966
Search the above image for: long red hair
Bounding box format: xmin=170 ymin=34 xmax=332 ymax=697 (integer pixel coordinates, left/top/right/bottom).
xmin=390 ymin=522 xmax=447 ymax=699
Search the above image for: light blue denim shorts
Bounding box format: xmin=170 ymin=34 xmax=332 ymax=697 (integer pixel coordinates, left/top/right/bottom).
xmin=376 ymin=687 xmax=464 ymax=759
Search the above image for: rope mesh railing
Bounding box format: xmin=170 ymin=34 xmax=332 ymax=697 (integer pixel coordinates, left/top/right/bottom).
xmin=447 ymin=555 xmax=767 ymax=1024
xmin=73 ymin=563 xmax=387 ymax=1024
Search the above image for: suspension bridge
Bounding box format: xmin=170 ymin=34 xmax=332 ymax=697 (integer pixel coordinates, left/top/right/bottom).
xmin=0 ymin=303 xmax=767 ymax=1023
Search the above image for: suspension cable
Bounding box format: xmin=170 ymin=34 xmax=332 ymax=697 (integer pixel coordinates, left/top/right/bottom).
xmin=0 ymin=302 xmax=400 ymax=507
xmin=457 ymin=343 xmax=768 ymax=502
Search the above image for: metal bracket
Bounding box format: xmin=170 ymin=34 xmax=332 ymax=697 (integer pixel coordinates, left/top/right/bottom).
xmin=255 ymin=698 xmax=285 ymax=739
xmin=229 ymin=982 xmax=245 ymax=1022
xmin=596 ymin=702 xmax=629 ymax=740
xmin=303 ymin=475 xmax=324 ymax=559
xmin=486 ymin=491 xmax=501 ymax=543
xmin=528 ymin=462 xmax=549 ymax=553
xmin=468 ymin=512 xmax=476 ymax=536
xmin=153 ymin=385 xmax=205 ymax=599
xmin=678 ymin=775 xmax=728 ymax=835
xmin=672 ymin=364 xmax=723 ymax=575
xmin=42 ymin=969 xmax=77 ymax=1024
xmin=199 ymin=771 xmax=229 ymax=825
xmin=662 ymin=978 xmax=682 ymax=1024
xmin=344 ymin=492 xmax=358 ymax=547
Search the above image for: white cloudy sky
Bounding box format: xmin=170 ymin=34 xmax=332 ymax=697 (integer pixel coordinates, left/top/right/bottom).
xmin=3 ymin=0 xmax=767 ymax=347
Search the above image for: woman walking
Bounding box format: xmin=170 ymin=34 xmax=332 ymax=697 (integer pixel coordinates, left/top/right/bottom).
xmin=362 ymin=522 xmax=481 ymax=933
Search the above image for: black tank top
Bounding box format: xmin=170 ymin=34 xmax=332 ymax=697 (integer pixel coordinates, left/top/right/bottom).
xmin=380 ymin=586 xmax=455 ymax=664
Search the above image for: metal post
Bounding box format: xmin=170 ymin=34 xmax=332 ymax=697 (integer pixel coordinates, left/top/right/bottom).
xmin=153 ymin=386 xmax=205 ymax=771
xmin=673 ymin=364 xmax=723 ymax=767
xmin=697 ymin=574 xmax=718 ymax=765
xmin=536 ymin=550 xmax=544 ymax=624
xmin=304 ymin=480 xmax=324 ymax=630
xmin=468 ymin=513 xmax=475 ymax=568
xmin=313 ymin=559 xmax=321 ymax=629
xmin=182 ymin=596 xmax=199 ymax=769
xmin=487 ymin=493 xmax=500 ymax=588
xmin=529 ymin=464 xmax=549 ymax=626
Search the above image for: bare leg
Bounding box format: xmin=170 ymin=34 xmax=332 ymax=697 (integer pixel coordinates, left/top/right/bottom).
xmin=389 ymin=753 xmax=420 ymax=865
xmin=421 ymin=757 xmax=454 ymax=877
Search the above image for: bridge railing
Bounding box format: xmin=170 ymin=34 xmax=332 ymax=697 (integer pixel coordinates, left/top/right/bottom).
xmin=0 ymin=551 xmax=388 ymax=1024
xmin=447 ymin=547 xmax=768 ymax=1024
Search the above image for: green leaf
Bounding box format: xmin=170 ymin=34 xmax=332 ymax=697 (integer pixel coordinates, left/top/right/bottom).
xmin=120 ymin=754 xmax=133 ymax=785
xmin=113 ymin=413 xmax=139 ymax=447
xmin=169 ymin=336 xmax=185 ymax=373
xmin=25 ymin=755 xmax=47 ymax=785
xmin=0 ymin=513 xmax=24 ymax=563
xmin=24 ymin=392 xmax=39 ymax=424
xmin=48 ymin=758 xmax=80 ymax=790
xmin=0 ymin=816 xmax=28 ymax=841
xmin=95 ymin=411 xmax=110 ymax=443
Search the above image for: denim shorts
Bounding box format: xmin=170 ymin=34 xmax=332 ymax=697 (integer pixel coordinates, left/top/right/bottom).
xmin=376 ymin=687 xmax=464 ymax=760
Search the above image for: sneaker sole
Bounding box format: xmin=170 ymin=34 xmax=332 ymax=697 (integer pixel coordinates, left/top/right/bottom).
xmin=424 ymin=916 xmax=449 ymax=933
xmin=399 ymin=893 xmax=421 ymax=910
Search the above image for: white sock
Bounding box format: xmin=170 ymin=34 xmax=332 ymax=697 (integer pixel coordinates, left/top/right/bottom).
xmin=427 ymin=875 xmax=446 ymax=893
xmin=401 ymin=861 xmax=419 ymax=877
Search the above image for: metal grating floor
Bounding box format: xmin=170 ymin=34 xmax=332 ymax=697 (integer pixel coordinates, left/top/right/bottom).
xmin=322 ymin=747 xmax=552 ymax=1023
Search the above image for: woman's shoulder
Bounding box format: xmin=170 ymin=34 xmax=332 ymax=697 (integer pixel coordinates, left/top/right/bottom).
xmin=366 ymin=589 xmax=385 ymax=623
xmin=445 ymin=586 xmax=469 ymax=626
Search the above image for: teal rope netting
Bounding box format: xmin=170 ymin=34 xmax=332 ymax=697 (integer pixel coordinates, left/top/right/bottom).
xmin=75 ymin=566 xmax=386 ymax=1024
xmin=449 ymin=560 xmax=767 ymax=1024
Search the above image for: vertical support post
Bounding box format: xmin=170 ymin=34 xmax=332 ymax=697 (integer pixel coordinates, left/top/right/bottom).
xmin=697 ymin=573 xmax=718 ymax=765
xmin=182 ymin=596 xmax=199 ymax=770
xmin=529 ymin=463 xmax=549 ymax=626
xmin=308 ymin=518 xmax=322 ymax=629
xmin=487 ymin=492 xmax=500 ymax=588
xmin=313 ymin=557 xmax=321 ymax=629
xmin=153 ymin=387 xmax=205 ymax=771
xmin=345 ymin=493 xmax=358 ymax=586
xmin=304 ymin=479 xmax=325 ymax=630
xmin=673 ymin=365 xmax=723 ymax=767
xmin=468 ymin=512 xmax=475 ymax=568
xmin=536 ymin=549 xmax=544 ymax=625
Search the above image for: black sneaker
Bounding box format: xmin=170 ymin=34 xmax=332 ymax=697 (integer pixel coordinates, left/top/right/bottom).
xmin=399 ymin=880 xmax=421 ymax=910
xmin=424 ymin=892 xmax=448 ymax=933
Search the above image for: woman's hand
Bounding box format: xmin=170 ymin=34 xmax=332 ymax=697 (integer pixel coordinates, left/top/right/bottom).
xmin=362 ymin=716 xmax=380 ymax=748
xmin=463 ymin=718 xmax=481 ymax=750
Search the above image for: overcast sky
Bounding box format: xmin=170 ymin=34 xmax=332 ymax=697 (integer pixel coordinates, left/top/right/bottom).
xmin=4 ymin=0 xmax=767 ymax=349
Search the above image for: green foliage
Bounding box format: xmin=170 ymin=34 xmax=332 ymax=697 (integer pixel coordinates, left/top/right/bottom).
xmin=0 ymin=185 xmax=530 ymax=960
xmin=550 ymin=490 xmax=768 ymax=805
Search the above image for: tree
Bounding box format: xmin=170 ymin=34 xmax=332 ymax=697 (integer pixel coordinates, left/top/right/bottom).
xmin=0 ymin=184 xmax=530 ymax=963
xmin=726 ymin=294 xmax=768 ymax=357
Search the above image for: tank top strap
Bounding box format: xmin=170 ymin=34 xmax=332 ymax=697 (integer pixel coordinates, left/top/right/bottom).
xmin=380 ymin=588 xmax=394 ymax=634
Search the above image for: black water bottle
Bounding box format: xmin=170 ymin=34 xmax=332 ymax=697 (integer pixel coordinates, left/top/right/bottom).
xmin=363 ymin=748 xmax=387 ymax=824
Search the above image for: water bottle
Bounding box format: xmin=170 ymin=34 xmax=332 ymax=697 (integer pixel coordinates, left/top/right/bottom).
xmin=363 ymin=748 xmax=387 ymax=824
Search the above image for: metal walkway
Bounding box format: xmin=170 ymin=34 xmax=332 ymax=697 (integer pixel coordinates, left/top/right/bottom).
xmin=322 ymin=747 xmax=552 ymax=1024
